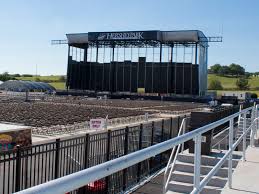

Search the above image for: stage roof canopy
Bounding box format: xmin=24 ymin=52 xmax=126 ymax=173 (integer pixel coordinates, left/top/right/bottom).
xmin=66 ymin=30 xmax=208 ymax=46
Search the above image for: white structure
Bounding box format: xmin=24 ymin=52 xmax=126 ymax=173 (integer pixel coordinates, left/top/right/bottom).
xmin=222 ymin=91 xmax=251 ymax=100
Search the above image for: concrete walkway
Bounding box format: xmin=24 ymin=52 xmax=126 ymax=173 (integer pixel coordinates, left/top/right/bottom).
xmin=222 ymin=145 xmax=259 ymax=194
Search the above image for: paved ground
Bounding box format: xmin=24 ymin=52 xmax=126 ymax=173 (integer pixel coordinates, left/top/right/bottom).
xmin=222 ymin=143 xmax=259 ymax=194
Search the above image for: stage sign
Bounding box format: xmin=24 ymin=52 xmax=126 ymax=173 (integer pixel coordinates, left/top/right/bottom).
xmin=88 ymin=31 xmax=160 ymax=41
xmin=90 ymin=119 xmax=105 ymax=130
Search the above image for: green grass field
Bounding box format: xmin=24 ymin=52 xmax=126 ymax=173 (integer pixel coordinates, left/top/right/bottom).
xmin=15 ymin=75 xmax=66 ymax=90
xmin=208 ymin=74 xmax=259 ymax=90
xmin=208 ymin=74 xmax=259 ymax=96
xmin=49 ymin=82 xmax=66 ymax=90
xmin=16 ymin=75 xmax=62 ymax=81
xmin=15 ymin=74 xmax=259 ymax=95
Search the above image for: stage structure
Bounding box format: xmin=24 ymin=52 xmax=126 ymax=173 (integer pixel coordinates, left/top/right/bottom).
xmin=55 ymin=30 xmax=222 ymax=96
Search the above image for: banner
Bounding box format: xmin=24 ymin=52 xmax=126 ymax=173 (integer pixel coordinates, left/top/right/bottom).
xmin=88 ymin=31 xmax=160 ymax=41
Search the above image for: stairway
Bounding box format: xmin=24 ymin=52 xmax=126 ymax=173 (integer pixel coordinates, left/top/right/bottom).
xmin=235 ymin=116 xmax=252 ymax=150
xmin=165 ymin=150 xmax=242 ymax=194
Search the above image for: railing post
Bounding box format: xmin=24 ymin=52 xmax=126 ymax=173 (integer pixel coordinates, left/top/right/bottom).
xmin=123 ymin=126 xmax=129 ymax=191
xmin=243 ymin=111 xmax=247 ymax=161
xmin=194 ymin=135 xmax=201 ymax=191
xmin=177 ymin=116 xmax=180 ymax=132
xmin=79 ymin=134 xmax=90 ymax=194
xmin=250 ymin=107 xmax=255 ymax=147
xmin=228 ymin=118 xmax=234 ymax=188
xmin=181 ymin=118 xmax=186 ymax=153
xmin=137 ymin=124 xmax=143 ymax=182
xmin=169 ymin=117 xmax=173 ymax=139
xmin=161 ymin=119 xmax=165 ymax=142
xmin=255 ymin=105 xmax=258 ymax=137
xmin=15 ymin=145 xmax=21 ymax=192
xmin=54 ymin=138 xmax=60 ymax=179
xmin=105 ymin=130 xmax=111 ymax=193
xmin=149 ymin=121 xmax=155 ymax=175
xmin=84 ymin=134 xmax=90 ymax=169
xmin=160 ymin=119 xmax=165 ymax=164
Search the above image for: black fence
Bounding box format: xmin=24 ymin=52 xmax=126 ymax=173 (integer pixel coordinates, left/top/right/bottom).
xmin=0 ymin=115 xmax=189 ymax=194
xmin=67 ymin=57 xmax=199 ymax=95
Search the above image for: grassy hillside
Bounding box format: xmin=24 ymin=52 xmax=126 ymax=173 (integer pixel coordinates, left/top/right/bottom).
xmin=16 ymin=75 xmax=62 ymax=82
xmin=49 ymin=82 xmax=66 ymax=90
xmin=208 ymin=74 xmax=259 ymax=90
xmin=208 ymin=74 xmax=259 ymax=96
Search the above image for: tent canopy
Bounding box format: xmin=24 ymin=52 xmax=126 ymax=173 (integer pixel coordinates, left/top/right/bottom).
xmin=0 ymin=80 xmax=56 ymax=92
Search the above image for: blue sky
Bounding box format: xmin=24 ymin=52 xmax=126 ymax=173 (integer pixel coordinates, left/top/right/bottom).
xmin=0 ymin=0 xmax=258 ymax=75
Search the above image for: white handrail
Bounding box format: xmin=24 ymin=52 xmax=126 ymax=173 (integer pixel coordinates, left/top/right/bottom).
xmin=15 ymin=106 xmax=257 ymax=194
xmin=163 ymin=118 xmax=186 ymax=193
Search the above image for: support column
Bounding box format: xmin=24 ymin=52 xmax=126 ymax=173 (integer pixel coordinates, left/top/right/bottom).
xmin=66 ymin=46 xmax=71 ymax=91
xmin=95 ymin=42 xmax=99 ymax=91
xmin=110 ymin=44 xmax=115 ymax=92
xmin=243 ymin=112 xmax=247 ymax=161
xmin=174 ymin=44 xmax=177 ymax=94
xmin=159 ymin=43 xmax=163 ymax=94
xmin=81 ymin=44 xmax=88 ymax=90
xmin=170 ymin=44 xmax=174 ymax=94
xmin=170 ymin=44 xmax=174 ymax=63
xmin=194 ymin=135 xmax=201 ymax=191
xmin=112 ymin=44 xmax=115 ymax=62
xmin=195 ymin=43 xmax=198 ymax=95
xmin=228 ymin=118 xmax=234 ymax=188
xmin=84 ymin=44 xmax=88 ymax=62
xmin=194 ymin=43 xmax=198 ymax=65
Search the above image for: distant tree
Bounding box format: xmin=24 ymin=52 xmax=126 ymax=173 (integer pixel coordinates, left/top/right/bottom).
xmin=0 ymin=72 xmax=15 ymax=81
xmin=228 ymin=63 xmax=245 ymax=76
xmin=59 ymin=76 xmax=66 ymax=82
xmin=13 ymin=74 xmax=21 ymax=77
xmin=210 ymin=64 xmax=221 ymax=74
xmin=218 ymin=66 xmax=230 ymax=76
xmin=22 ymin=74 xmax=33 ymax=77
xmin=35 ymin=77 xmax=41 ymax=82
xmin=244 ymin=72 xmax=252 ymax=79
xmin=251 ymin=93 xmax=258 ymax=99
xmin=208 ymin=79 xmax=223 ymax=90
xmin=236 ymin=78 xmax=249 ymax=90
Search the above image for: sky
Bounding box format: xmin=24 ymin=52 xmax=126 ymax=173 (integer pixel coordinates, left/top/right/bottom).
xmin=0 ymin=0 xmax=258 ymax=75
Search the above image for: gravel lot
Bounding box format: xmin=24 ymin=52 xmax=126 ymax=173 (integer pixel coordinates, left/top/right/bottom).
xmin=0 ymin=97 xmax=207 ymax=127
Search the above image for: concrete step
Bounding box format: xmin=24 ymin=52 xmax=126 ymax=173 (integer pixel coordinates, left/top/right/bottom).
xmin=171 ymin=171 xmax=227 ymax=187
xmin=175 ymin=161 xmax=229 ymax=177
xmin=166 ymin=180 xmax=222 ymax=194
xmin=177 ymin=153 xmax=240 ymax=168
xmin=134 ymin=180 xmax=163 ymax=194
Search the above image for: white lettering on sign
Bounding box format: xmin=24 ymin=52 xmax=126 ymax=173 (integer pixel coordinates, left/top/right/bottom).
xmin=90 ymin=119 xmax=105 ymax=130
xmin=98 ymin=32 xmax=144 ymax=40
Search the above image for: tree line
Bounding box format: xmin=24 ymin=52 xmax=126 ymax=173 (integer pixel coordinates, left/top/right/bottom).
xmin=0 ymin=72 xmax=66 ymax=82
xmin=0 ymin=72 xmax=16 ymax=81
xmin=209 ymin=63 xmax=246 ymax=76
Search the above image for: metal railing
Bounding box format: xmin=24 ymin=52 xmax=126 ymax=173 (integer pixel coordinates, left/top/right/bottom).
xmin=15 ymin=105 xmax=259 ymax=194
xmin=211 ymin=105 xmax=244 ymax=150
xmin=163 ymin=118 xmax=186 ymax=193
xmin=1 ymin=116 xmax=186 ymax=194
